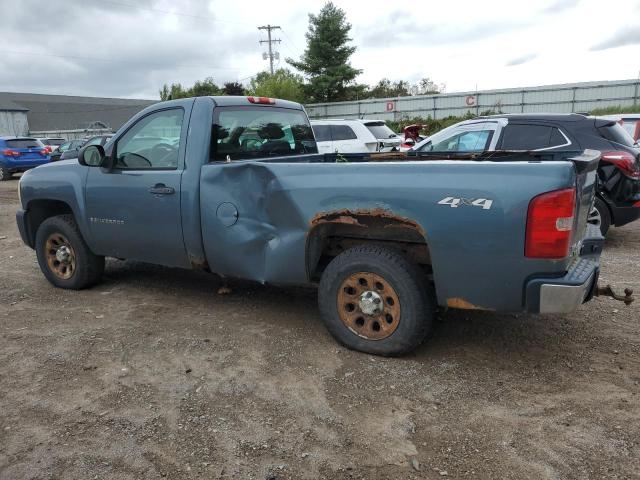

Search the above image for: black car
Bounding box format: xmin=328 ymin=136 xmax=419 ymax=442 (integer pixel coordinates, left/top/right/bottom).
xmin=50 ymin=139 xmax=87 ymax=161
xmin=59 ymin=135 xmax=113 ymax=161
xmin=412 ymin=114 xmax=640 ymax=234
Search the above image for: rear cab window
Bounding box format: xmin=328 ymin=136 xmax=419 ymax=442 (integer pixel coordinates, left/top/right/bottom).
xmin=211 ymin=106 xmax=317 ymax=161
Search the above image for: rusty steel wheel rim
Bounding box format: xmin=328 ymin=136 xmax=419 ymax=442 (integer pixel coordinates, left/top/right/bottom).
xmin=45 ymin=233 xmax=76 ymax=280
xmin=337 ymin=271 xmax=401 ymax=340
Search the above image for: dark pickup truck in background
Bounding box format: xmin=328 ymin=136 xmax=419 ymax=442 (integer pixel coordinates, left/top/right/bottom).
xmin=15 ymin=96 xmax=628 ymax=355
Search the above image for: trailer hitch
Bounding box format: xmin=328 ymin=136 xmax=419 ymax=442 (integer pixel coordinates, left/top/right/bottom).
xmin=595 ymin=284 xmax=635 ymax=306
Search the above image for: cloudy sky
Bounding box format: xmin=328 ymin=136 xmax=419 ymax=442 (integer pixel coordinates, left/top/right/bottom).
xmin=1 ymin=0 xmax=639 ymax=100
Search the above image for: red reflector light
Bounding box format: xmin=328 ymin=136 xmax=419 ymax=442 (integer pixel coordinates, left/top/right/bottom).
xmin=634 ymin=200 xmax=640 ymax=207
xmin=247 ymin=96 xmax=275 ymax=105
xmin=2 ymin=149 xmax=20 ymax=157
xmin=525 ymin=188 xmax=576 ymax=259
xmin=601 ymin=150 xmax=640 ymax=179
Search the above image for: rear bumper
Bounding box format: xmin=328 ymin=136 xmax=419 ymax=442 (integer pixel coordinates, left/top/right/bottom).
xmin=525 ymin=258 xmax=599 ymax=314
xmin=525 ymin=224 xmax=603 ymax=314
xmin=1 ymin=158 xmax=50 ymax=172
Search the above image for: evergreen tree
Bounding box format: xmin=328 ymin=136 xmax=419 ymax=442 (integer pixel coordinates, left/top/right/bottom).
xmin=222 ymin=82 xmax=245 ymax=96
xmin=287 ymin=2 xmax=361 ymax=102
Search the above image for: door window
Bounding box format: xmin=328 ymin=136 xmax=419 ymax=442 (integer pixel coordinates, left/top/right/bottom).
xmin=114 ymin=108 xmax=183 ymax=169
xmin=500 ymin=124 xmax=571 ymax=150
xmin=331 ymin=125 xmax=357 ymax=141
xmin=422 ymin=130 xmax=492 ymax=152
xmin=312 ymin=125 xmax=332 ymax=142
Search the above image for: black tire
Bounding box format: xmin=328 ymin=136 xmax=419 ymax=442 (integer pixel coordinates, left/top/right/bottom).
xmin=589 ymin=197 xmax=611 ymax=236
xmin=35 ymin=214 xmax=105 ymax=289
xmin=0 ymin=166 xmax=12 ymax=181
xmin=318 ymin=245 xmax=434 ymax=356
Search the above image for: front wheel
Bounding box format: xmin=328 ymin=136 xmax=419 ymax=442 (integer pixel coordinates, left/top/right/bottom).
xmin=35 ymin=214 xmax=105 ymax=289
xmin=318 ymin=245 xmax=434 ymax=356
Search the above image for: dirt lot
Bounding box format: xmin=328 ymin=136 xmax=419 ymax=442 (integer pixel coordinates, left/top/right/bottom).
xmin=0 ymin=177 xmax=638 ymax=480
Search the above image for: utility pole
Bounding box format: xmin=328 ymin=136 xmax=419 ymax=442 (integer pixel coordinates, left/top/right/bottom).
xmin=258 ymin=25 xmax=281 ymax=74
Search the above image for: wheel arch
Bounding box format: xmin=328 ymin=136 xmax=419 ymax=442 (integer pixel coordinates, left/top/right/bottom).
xmin=306 ymin=209 xmax=432 ymax=282
xmin=24 ymin=199 xmax=75 ymax=247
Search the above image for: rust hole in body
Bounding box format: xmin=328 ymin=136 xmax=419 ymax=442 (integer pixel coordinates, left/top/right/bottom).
xmin=310 ymin=208 xmax=427 ymax=239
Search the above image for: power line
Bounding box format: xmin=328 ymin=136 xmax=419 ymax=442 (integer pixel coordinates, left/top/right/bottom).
xmin=280 ymin=29 xmax=303 ymax=55
xmin=258 ymin=25 xmax=281 ymax=75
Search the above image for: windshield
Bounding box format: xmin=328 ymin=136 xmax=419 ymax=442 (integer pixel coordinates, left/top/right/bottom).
xmin=365 ymin=122 xmax=398 ymax=139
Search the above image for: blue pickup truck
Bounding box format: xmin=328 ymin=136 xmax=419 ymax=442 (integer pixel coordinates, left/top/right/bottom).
xmin=15 ymin=96 xmax=614 ymax=355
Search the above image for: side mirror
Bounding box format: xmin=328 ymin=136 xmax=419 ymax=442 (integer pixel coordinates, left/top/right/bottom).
xmin=78 ymin=145 xmax=105 ymax=167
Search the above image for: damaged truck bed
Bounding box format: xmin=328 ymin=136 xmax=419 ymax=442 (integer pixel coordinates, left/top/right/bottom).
xmin=16 ymin=95 xmax=629 ymax=355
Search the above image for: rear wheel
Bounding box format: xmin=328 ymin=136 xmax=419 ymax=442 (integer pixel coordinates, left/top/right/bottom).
xmin=35 ymin=214 xmax=104 ymax=289
xmin=0 ymin=166 xmax=12 ymax=181
xmin=318 ymin=245 xmax=434 ymax=356
xmin=588 ymin=197 xmax=611 ymax=236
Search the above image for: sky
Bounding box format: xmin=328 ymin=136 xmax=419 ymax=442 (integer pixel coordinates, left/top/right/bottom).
xmin=0 ymin=0 xmax=639 ymax=100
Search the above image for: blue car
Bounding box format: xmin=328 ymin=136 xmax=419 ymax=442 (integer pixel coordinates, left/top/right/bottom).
xmin=0 ymin=137 xmax=51 ymax=180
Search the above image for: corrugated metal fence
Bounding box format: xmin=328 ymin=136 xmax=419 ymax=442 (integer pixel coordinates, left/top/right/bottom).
xmin=305 ymin=79 xmax=640 ymax=121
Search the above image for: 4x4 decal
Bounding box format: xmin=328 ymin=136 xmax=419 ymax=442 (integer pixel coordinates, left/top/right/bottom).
xmin=437 ymin=197 xmax=493 ymax=210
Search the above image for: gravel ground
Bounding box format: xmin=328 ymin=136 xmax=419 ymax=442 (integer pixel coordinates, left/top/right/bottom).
xmin=0 ymin=177 xmax=638 ymax=480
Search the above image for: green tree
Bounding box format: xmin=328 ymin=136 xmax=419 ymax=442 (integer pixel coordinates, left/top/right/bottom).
xmin=159 ymin=77 xmax=221 ymax=100
xmin=222 ymin=82 xmax=245 ymax=96
xmin=248 ymin=69 xmax=307 ymax=103
xmin=159 ymin=82 xmax=188 ymax=100
xmin=287 ymin=2 xmax=361 ymax=102
xmin=189 ymin=77 xmax=222 ymax=96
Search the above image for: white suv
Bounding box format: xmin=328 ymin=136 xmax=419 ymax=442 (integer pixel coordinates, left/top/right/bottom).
xmin=311 ymin=119 xmax=401 ymax=154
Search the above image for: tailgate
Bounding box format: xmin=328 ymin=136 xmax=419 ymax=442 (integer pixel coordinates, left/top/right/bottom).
xmin=568 ymin=149 xmax=601 ymax=251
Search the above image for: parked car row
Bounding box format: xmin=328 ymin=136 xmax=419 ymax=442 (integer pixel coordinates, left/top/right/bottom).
xmin=0 ymin=134 xmax=113 ymax=179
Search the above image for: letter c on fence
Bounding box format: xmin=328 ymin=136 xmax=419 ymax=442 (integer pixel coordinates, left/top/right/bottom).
xmin=466 ymin=95 xmax=476 ymax=106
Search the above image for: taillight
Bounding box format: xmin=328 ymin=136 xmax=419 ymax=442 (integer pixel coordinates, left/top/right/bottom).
xmin=601 ymin=150 xmax=640 ymax=179
xmin=247 ymin=96 xmax=275 ymax=104
xmin=525 ymin=188 xmax=576 ymax=259
xmin=2 ymin=149 xmax=20 ymax=157
xmin=42 ymin=146 xmax=52 ymax=154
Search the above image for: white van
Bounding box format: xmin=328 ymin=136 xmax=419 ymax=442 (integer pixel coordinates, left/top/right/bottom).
xmin=311 ymin=119 xmax=402 ymax=154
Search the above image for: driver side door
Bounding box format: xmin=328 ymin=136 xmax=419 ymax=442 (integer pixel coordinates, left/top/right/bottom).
xmin=84 ymin=107 xmax=190 ymax=267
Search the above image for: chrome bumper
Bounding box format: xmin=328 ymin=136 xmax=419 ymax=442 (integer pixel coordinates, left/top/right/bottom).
xmin=539 ymin=272 xmax=596 ymax=314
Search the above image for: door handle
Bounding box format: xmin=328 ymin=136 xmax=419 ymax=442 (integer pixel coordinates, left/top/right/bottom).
xmin=148 ymin=183 xmax=175 ymax=195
